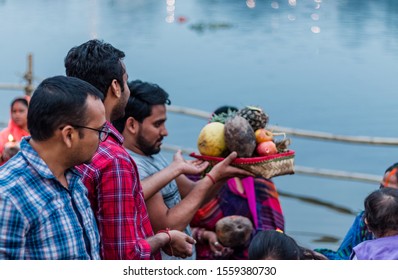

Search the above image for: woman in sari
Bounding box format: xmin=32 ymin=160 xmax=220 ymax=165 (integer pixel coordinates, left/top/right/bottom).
xmin=0 ymin=96 xmax=30 ymax=164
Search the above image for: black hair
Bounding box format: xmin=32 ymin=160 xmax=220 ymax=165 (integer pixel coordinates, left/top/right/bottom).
xmin=112 ymin=80 xmax=170 ymax=133
xmin=249 ymin=230 xmax=326 ymax=260
xmin=10 ymin=97 xmax=28 ymax=110
xmin=28 ymin=75 xmax=103 ymax=141
xmin=364 ymin=187 xmax=398 ymax=238
xmin=385 ymin=163 xmax=398 ymax=173
xmin=249 ymin=230 xmax=300 ymax=260
xmin=64 ymin=39 xmax=125 ymax=98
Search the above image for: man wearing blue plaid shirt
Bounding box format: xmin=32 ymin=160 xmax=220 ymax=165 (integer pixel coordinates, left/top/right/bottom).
xmin=0 ymin=76 xmax=104 ymax=259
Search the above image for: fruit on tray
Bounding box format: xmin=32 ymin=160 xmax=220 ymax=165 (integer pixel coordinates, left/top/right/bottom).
xmin=197 ymin=122 xmax=227 ymax=157
xmin=274 ymin=138 xmax=291 ymax=153
xmin=238 ymin=105 xmax=269 ymax=131
xmin=256 ymin=140 xmax=278 ymax=156
xmin=209 ymin=107 xmax=237 ymax=124
xmin=224 ymin=115 xmax=256 ymax=158
xmin=197 ymin=105 xmax=291 ymax=158
xmin=254 ymin=128 xmax=274 ymax=144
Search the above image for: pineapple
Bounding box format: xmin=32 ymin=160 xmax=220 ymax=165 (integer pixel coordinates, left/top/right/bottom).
xmin=210 ymin=108 xmax=237 ymax=124
xmin=238 ymin=106 xmax=269 ymax=131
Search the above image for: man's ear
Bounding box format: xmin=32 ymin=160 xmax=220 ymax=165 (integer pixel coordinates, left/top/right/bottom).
xmin=125 ymin=117 xmax=138 ymax=134
xmin=110 ymin=79 xmax=121 ymax=98
xmin=60 ymin=125 xmax=74 ymax=148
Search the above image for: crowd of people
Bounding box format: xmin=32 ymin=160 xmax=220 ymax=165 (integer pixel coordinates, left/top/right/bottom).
xmin=0 ymin=39 xmax=397 ymax=260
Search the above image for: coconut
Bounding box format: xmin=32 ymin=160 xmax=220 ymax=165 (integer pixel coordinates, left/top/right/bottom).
xmin=224 ymin=115 xmax=256 ymax=157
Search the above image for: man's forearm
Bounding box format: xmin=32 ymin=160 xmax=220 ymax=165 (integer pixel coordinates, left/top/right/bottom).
xmin=141 ymin=164 xmax=181 ymax=200
xmin=148 ymin=175 xmax=215 ymax=232
xmin=146 ymin=232 xmax=170 ymax=254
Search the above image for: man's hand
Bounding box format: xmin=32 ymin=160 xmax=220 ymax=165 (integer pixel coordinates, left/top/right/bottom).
xmin=210 ymin=151 xmax=255 ymax=181
xmin=163 ymin=230 xmax=196 ymax=258
xmin=171 ymin=150 xmax=209 ymax=176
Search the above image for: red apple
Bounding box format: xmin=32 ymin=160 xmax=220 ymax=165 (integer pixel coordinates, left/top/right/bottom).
xmin=256 ymin=141 xmax=277 ymax=156
xmin=255 ymin=128 xmax=274 ymax=144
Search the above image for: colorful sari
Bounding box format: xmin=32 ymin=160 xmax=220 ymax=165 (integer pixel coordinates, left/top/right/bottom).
xmin=190 ymin=176 xmax=285 ymax=259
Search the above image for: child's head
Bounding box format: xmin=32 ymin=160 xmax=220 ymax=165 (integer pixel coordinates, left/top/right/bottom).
xmin=215 ymin=215 xmax=253 ymax=248
xmin=364 ymin=187 xmax=398 ymax=238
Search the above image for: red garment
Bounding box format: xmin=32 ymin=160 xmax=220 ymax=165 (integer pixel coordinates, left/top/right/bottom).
xmin=0 ymin=119 xmax=29 ymax=155
xmin=77 ymin=122 xmax=160 ymax=260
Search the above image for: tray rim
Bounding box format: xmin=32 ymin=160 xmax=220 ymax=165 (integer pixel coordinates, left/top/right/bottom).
xmin=189 ymin=150 xmax=295 ymax=164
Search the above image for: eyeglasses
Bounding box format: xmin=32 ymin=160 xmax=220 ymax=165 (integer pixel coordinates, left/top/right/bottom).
xmin=72 ymin=125 xmax=109 ymax=142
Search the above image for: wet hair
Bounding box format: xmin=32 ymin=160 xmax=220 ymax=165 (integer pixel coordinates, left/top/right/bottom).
xmin=249 ymin=230 xmax=326 ymax=260
xmin=112 ymin=80 xmax=170 ymax=133
xmin=64 ymin=39 xmax=125 ymax=98
xmin=364 ymin=188 xmax=398 ymax=238
xmin=10 ymin=97 xmax=28 ymax=110
xmin=28 ymin=75 xmax=103 ymax=141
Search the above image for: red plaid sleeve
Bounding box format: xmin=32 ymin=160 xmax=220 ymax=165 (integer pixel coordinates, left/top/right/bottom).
xmin=78 ymin=138 xmax=160 ymax=260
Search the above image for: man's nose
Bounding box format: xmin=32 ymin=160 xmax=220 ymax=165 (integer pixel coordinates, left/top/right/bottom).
xmin=161 ymin=127 xmax=168 ymax=136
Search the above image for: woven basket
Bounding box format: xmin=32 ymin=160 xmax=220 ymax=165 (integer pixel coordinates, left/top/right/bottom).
xmin=190 ymin=150 xmax=295 ymax=179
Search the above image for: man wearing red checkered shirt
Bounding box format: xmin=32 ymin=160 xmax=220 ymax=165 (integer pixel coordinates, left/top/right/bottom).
xmin=65 ymin=39 xmax=195 ymax=260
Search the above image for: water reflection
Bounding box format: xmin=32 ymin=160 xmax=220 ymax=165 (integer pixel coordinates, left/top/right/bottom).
xmin=189 ymin=22 xmax=234 ymax=33
xmin=81 ymin=0 xmax=398 ymax=53
xmin=279 ymin=190 xmax=356 ymax=215
xmin=336 ymin=0 xmax=398 ymax=50
xmin=166 ymin=0 xmax=176 ymax=23
xmin=183 ymin=0 xmax=398 ymax=52
xmin=246 ymin=0 xmax=255 ymax=9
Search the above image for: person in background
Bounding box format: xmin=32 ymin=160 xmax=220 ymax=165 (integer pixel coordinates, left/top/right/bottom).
xmin=351 ymin=187 xmax=398 ymax=260
xmin=65 ymin=40 xmax=194 ymax=260
xmin=315 ymin=162 xmax=398 ymax=259
xmin=112 ymin=80 xmax=254 ymax=260
xmin=0 ymin=76 xmax=103 ymax=259
xmin=249 ymin=229 xmax=327 ymax=260
xmin=0 ymin=97 xmax=30 ymax=165
xmin=189 ymin=105 xmax=285 ymax=260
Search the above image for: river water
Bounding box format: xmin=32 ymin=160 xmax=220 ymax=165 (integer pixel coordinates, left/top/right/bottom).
xmin=1 ymin=0 xmax=398 ymax=251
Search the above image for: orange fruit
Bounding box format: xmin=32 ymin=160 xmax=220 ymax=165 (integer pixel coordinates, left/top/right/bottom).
xmin=254 ymin=128 xmax=273 ymax=144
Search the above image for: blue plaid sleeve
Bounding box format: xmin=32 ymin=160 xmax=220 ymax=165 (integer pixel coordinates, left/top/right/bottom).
xmin=0 ymin=195 xmax=28 ymax=259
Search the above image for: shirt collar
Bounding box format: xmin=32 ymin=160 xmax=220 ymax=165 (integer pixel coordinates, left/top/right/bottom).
xmin=20 ymin=136 xmax=81 ymax=180
xmin=20 ymin=136 xmax=56 ymax=179
xmin=106 ymin=121 xmax=124 ymax=144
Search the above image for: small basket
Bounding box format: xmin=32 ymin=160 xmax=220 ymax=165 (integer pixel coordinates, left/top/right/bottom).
xmin=190 ymin=150 xmax=295 ymax=179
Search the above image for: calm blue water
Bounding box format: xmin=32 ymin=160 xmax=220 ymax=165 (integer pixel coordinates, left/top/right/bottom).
xmin=1 ymin=0 xmax=398 ymax=250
